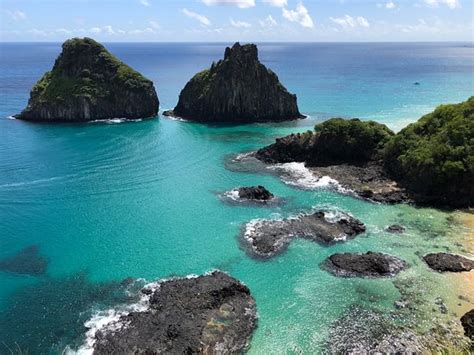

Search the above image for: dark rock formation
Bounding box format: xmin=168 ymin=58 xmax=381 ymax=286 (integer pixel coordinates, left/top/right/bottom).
xmin=322 ymin=252 xmax=407 ymax=278
xmin=163 ymin=42 xmax=303 ymax=123
xmin=461 ymin=309 xmax=474 ymax=341
xmin=242 ymin=211 xmax=366 ymax=259
xmin=309 ymin=163 xmax=411 ymax=204
xmin=423 ymin=253 xmax=474 ymax=272
xmin=0 ymin=245 xmax=47 ymax=276
xmin=16 ymin=37 xmax=159 ymax=122
xmin=238 ymin=185 xmax=274 ymax=201
xmin=92 ymin=271 xmax=257 ymax=354
xmin=386 ymin=224 xmax=406 ymax=233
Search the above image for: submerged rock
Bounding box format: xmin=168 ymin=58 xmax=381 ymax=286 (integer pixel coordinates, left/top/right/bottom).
xmin=0 ymin=245 xmax=47 ymax=276
xmin=423 ymin=253 xmax=474 ymax=272
xmin=322 ymin=252 xmax=407 ymax=278
xmin=164 ymin=42 xmax=303 ymax=123
xmin=325 ymin=307 xmax=426 ymax=353
xmin=386 ymin=224 xmax=406 ymax=233
xmin=92 ymin=271 xmax=257 ymax=354
xmin=242 ymin=211 xmax=366 ymax=259
xmin=461 ymin=309 xmax=474 ymax=340
xmin=237 ymin=185 xmax=274 ymax=201
xmin=16 ymin=37 xmax=159 ymax=122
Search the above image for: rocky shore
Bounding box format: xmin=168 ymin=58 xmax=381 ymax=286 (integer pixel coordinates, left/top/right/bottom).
xmin=321 ymin=252 xmax=407 ymax=278
xmin=91 ymin=271 xmax=257 ymax=354
xmin=254 ymin=98 xmax=474 ymax=208
xmin=164 ymin=42 xmax=303 ymax=123
xmin=242 ymin=211 xmax=366 ymax=259
xmin=16 ymin=37 xmax=159 ymax=122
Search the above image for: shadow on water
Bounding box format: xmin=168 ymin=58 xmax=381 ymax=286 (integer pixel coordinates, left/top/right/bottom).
xmin=0 ymin=245 xmax=48 ymax=276
xmin=0 ymin=272 xmax=140 ymax=354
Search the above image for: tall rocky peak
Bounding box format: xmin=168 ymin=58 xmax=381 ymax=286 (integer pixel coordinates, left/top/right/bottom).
xmin=164 ymin=42 xmax=303 ymax=123
xmin=224 ymin=42 xmax=258 ymax=62
xmin=16 ymin=37 xmax=159 ymax=122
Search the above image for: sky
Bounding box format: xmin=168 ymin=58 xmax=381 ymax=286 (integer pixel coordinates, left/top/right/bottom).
xmin=1 ymin=0 xmax=473 ymax=42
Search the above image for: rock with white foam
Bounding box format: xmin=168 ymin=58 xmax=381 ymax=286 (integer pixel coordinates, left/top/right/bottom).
xmin=87 ymin=271 xmax=257 ymax=354
xmin=242 ymin=210 xmax=366 ymax=259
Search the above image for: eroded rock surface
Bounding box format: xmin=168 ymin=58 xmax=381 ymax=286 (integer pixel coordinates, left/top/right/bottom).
xmin=461 ymin=309 xmax=474 ymax=341
xmin=242 ymin=211 xmax=366 ymax=259
xmin=322 ymin=252 xmax=407 ymax=278
xmin=423 ymin=253 xmax=474 ymax=272
xmin=92 ymin=271 xmax=257 ymax=354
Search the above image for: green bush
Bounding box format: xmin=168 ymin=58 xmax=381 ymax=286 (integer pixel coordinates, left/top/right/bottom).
xmin=308 ymin=118 xmax=394 ymax=165
xmin=384 ymin=97 xmax=474 ymax=205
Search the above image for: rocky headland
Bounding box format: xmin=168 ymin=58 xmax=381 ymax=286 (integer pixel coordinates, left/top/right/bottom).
xmin=91 ymin=271 xmax=257 ymax=354
xmin=254 ymin=97 xmax=474 ymax=208
xmin=164 ymin=42 xmax=303 ymax=123
xmin=242 ymin=210 xmax=366 ymax=259
xmin=16 ymin=37 xmax=159 ymax=122
xmin=321 ymin=252 xmax=407 ymax=278
xmin=423 ymin=253 xmax=474 ymax=272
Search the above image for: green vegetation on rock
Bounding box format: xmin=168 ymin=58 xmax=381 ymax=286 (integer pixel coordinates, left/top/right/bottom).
xmin=310 ymin=118 xmax=394 ymax=165
xmin=384 ymin=97 xmax=474 ymax=206
xmin=18 ymin=37 xmax=159 ymax=121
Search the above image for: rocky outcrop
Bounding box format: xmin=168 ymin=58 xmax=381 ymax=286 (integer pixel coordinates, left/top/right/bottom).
xmin=461 ymin=309 xmax=474 ymax=341
xmin=321 ymin=252 xmax=407 ymax=278
xmin=164 ymin=42 xmax=303 ymax=123
xmin=0 ymin=245 xmax=47 ymax=276
xmin=92 ymin=271 xmax=257 ymax=354
xmin=423 ymin=253 xmax=474 ymax=272
xmin=242 ymin=211 xmax=366 ymax=259
xmin=237 ymin=185 xmax=274 ymax=201
xmin=16 ymin=37 xmax=159 ymax=122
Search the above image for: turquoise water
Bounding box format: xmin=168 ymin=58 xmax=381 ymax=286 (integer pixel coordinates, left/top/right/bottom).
xmin=0 ymin=43 xmax=473 ymax=353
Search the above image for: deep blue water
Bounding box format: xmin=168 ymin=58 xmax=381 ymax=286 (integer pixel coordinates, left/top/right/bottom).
xmin=0 ymin=42 xmax=473 ymax=353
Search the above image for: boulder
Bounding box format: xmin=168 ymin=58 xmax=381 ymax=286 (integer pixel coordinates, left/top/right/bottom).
xmin=460 ymin=309 xmax=474 ymax=340
xmin=16 ymin=37 xmax=159 ymax=122
xmin=237 ymin=185 xmax=274 ymax=201
xmin=322 ymin=252 xmax=407 ymax=278
xmin=423 ymin=253 xmax=474 ymax=272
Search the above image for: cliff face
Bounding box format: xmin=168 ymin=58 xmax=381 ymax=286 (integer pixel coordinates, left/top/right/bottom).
xmin=166 ymin=42 xmax=303 ymax=123
xmin=16 ymin=38 xmax=159 ymax=122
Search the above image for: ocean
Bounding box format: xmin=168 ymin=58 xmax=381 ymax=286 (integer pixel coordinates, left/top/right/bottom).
xmin=0 ymin=42 xmax=473 ymax=353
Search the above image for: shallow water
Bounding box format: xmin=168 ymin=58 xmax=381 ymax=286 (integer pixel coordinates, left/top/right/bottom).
xmin=0 ymin=42 xmax=473 ymax=353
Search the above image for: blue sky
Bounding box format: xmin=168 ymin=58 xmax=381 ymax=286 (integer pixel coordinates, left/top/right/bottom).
xmin=1 ymin=0 xmax=472 ymax=42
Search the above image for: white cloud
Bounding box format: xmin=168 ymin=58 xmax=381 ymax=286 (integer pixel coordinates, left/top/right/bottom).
xmin=139 ymin=0 xmax=151 ymax=7
xmin=55 ymin=28 xmax=72 ymax=35
xmin=330 ymin=15 xmax=370 ymax=28
xmin=6 ymin=10 xmax=27 ymax=21
xmin=201 ymin=0 xmax=255 ymax=8
xmin=230 ymin=18 xmax=252 ymax=28
xmin=262 ymin=0 xmax=287 ymax=7
xmin=259 ymin=15 xmax=277 ymax=27
xmin=129 ymin=27 xmax=155 ymax=35
xmin=90 ymin=27 xmax=102 ymax=34
xmin=149 ymin=20 xmax=160 ymax=29
xmin=386 ymin=1 xmax=396 ymax=9
xmin=282 ymin=3 xmax=314 ymax=28
xmin=423 ymin=0 xmax=459 ymax=9
xmin=27 ymin=29 xmax=47 ymax=36
xmin=182 ymin=8 xmax=211 ymax=26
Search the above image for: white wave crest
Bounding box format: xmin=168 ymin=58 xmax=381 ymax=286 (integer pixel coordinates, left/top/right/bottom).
xmin=268 ymin=162 xmax=345 ymax=191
